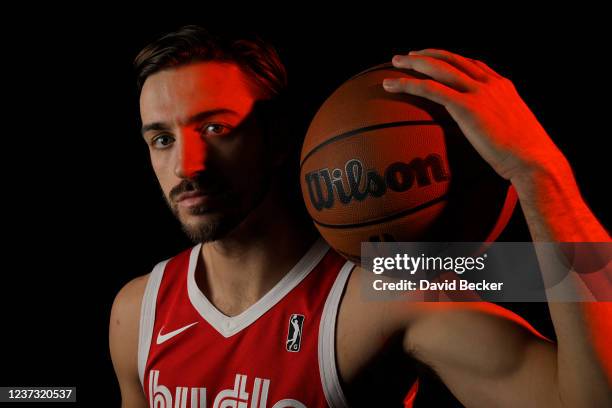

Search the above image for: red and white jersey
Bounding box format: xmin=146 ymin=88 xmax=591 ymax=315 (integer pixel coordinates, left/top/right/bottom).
xmin=138 ymin=238 xmax=356 ymax=408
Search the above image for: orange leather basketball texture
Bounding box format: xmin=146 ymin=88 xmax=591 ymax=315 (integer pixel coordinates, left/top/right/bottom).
xmin=300 ymin=64 xmax=461 ymax=260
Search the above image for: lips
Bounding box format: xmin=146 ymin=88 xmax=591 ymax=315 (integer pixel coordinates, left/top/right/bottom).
xmin=175 ymin=191 xmax=207 ymax=203
xmin=175 ymin=190 xmax=221 ymax=210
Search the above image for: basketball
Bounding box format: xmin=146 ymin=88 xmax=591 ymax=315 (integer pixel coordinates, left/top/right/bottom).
xmin=300 ymin=63 xmax=517 ymax=262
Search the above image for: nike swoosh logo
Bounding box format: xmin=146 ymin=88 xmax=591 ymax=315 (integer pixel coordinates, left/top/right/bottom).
xmin=156 ymin=322 xmax=198 ymax=345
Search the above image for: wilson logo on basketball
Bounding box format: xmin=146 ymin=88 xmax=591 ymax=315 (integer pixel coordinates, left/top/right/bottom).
xmin=304 ymin=155 xmax=449 ymax=211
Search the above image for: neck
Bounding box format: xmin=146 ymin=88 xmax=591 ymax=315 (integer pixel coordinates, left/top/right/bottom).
xmin=196 ymin=186 xmax=319 ymax=317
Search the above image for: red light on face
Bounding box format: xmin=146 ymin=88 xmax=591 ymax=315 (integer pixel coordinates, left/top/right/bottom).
xmin=179 ymin=131 xmax=208 ymax=179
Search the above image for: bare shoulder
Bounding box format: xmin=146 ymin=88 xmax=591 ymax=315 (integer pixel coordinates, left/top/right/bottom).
xmin=110 ymin=273 xmax=150 ymax=346
xmin=341 ymin=267 xmax=558 ymax=406
xmin=110 ymin=273 xmax=150 ymax=324
xmin=342 ymin=266 xmax=548 ymax=350
xmin=336 ymin=265 xmax=412 ymax=381
xmin=109 ymin=273 xmax=151 ymax=407
xmin=340 ymin=265 xmax=551 ymax=369
xmin=338 ymin=265 xmax=391 ymax=327
xmin=339 ymin=265 xmax=421 ymax=335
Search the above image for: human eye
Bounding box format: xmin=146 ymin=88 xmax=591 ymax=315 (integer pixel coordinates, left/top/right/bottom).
xmin=200 ymin=123 xmax=232 ymax=138
xmin=151 ymin=134 xmax=175 ymax=149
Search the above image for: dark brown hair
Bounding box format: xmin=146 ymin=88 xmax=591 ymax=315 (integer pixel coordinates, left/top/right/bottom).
xmin=134 ymin=25 xmax=287 ymax=98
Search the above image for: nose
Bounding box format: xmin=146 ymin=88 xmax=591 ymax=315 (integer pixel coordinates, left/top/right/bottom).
xmin=174 ymin=131 xmax=208 ymax=179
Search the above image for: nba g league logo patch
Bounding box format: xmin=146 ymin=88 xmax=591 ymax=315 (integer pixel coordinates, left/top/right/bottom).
xmin=286 ymin=314 xmax=304 ymax=352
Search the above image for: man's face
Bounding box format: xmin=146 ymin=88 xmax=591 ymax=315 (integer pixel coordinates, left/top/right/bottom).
xmin=140 ymin=61 xmax=271 ymax=242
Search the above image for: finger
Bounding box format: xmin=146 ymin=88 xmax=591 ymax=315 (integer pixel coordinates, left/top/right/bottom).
xmin=382 ymin=77 xmax=464 ymax=108
xmin=409 ymin=48 xmax=490 ymax=82
xmin=468 ymin=58 xmax=504 ymax=79
xmin=392 ymin=54 xmax=476 ymax=92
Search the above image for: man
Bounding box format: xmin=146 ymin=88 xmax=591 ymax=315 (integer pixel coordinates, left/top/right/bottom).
xmin=110 ymin=25 xmax=611 ymax=407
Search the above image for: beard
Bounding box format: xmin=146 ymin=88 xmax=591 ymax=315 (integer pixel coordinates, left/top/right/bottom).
xmin=174 ymin=195 xmax=242 ymax=243
xmin=180 ymin=213 xmax=229 ymax=243
xmin=164 ymin=170 xmax=272 ymax=244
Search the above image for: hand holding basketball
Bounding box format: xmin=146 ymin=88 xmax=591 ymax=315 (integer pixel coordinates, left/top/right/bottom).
xmin=382 ymin=49 xmax=570 ymax=184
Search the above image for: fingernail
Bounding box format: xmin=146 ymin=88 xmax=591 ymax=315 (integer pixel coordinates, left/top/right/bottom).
xmin=383 ymin=79 xmax=397 ymax=90
xmin=392 ymin=55 xmax=402 ymax=64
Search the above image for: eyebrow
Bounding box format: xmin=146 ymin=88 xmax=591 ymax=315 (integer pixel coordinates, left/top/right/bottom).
xmin=141 ymin=108 xmax=240 ymax=136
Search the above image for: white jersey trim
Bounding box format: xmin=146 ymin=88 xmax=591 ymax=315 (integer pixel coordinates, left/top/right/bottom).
xmin=138 ymin=259 xmax=169 ymax=389
xmin=187 ymin=238 xmax=330 ymax=338
xmin=319 ymin=260 xmax=355 ymax=408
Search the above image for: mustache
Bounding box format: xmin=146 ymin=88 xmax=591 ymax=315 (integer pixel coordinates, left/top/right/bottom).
xmin=169 ymin=175 xmax=224 ymax=203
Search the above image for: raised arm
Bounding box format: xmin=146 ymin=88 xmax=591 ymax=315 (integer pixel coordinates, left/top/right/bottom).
xmin=383 ymin=48 xmax=612 ymax=407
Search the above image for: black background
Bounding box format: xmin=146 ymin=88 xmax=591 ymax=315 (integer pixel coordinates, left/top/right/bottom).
xmin=2 ymin=13 xmax=609 ymax=407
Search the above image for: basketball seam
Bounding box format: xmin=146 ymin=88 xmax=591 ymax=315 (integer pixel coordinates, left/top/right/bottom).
xmin=300 ymin=121 xmax=439 ymax=170
xmin=346 ymin=62 xmax=397 ymax=81
xmin=312 ymin=194 xmax=448 ymax=229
